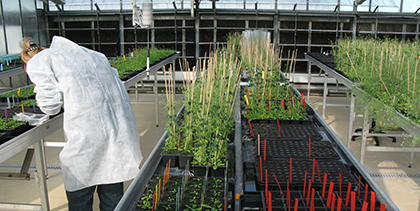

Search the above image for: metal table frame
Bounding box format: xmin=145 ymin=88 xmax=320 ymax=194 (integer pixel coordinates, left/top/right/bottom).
xmin=0 ymin=67 xmax=29 ymax=88
xmin=305 ymin=52 xmax=419 ymax=166
xmin=0 ymin=52 xmax=180 ymax=211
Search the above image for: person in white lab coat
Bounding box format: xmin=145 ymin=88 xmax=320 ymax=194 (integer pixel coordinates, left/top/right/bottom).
xmin=20 ymin=36 xmax=143 ymax=211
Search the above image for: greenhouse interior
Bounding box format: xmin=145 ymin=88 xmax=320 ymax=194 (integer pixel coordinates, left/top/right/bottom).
xmin=1 ymin=0 xmax=420 ymax=210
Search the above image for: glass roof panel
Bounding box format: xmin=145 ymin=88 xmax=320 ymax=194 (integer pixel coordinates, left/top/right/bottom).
xmin=46 ymin=0 xmax=416 ymax=13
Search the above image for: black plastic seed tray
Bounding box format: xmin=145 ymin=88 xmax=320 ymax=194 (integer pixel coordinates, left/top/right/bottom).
xmin=255 ymin=158 xmax=357 ymax=188
xmin=258 ymin=140 xmax=339 ymax=159
xmin=278 ymin=124 xmax=322 ymax=141
xmin=261 ymin=189 xmax=385 ymax=211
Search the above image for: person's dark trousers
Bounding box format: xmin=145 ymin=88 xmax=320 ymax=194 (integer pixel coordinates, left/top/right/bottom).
xmin=66 ymin=182 xmax=124 ymax=211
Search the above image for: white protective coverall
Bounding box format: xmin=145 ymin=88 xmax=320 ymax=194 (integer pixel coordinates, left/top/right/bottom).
xmin=26 ymin=36 xmax=143 ymax=192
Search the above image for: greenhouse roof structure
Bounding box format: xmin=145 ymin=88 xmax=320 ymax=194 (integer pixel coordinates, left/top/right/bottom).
xmin=43 ymin=0 xmax=420 ymax=13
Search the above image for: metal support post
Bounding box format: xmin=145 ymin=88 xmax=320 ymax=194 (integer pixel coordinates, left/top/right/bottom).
xmin=307 ymin=62 xmax=312 ymax=101
xmin=322 ymin=73 xmax=328 ymax=119
xmin=360 ymin=108 xmax=370 ymax=165
xmin=40 ymin=139 xmax=48 ymax=178
xmin=409 ymin=149 xmax=415 ymax=168
xmin=34 ymin=140 xmax=50 ymax=211
xmin=154 ymin=71 xmax=159 ymax=127
xmin=347 ymin=93 xmax=356 ymax=148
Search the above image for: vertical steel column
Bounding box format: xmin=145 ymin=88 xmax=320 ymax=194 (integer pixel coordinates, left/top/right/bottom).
xmin=307 ymin=21 xmax=312 ymax=101
xmin=119 ymin=13 xmax=125 ymax=55
xmin=182 ymin=20 xmax=186 ymax=59
xmin=195 ymin=3 xmax=200 ymax=72
xmin=347 ymin=93 xmax=356 ymax=148
xmin=155 ymin=70 xmax=158 ymax=127
xmin=402 ymin=24 xmax=406 ymax=40
xmin=213 ymin=19 xmax=217 ymax=52
xmin=322 ymin=73 xmax=328 ymax=119
xmin=307 ymin=62 xmax=311 ymax=101
xmin=416 ymin=15 xmax=419 ymax=41
xmin=273 ymin=12 xmax=279 ymax=52
xmin=360 ymin=108 xmax=370 ymax=165
xmin=34 ymin=140 xmax=50 ymax=211
xmin=352 ymin=16 xmax=357 ymax=40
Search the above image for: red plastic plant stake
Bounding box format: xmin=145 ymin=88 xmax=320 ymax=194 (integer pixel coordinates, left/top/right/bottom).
xmin=277 ymin=120 xmax=281 ymax=137
xmin=371 ymin=191 xmax=376 ymax=211
xmin=273 ymin=173 xmax=285 ymax=197
xmin=268 ymin=191 xmax=272 ymax=211
xmin=290 ymin=157 xmax=292 ymax=182
xmin=339 ymin=173 xmax=342 ymax=198
xmin=315 ymin=160 xmax=321 ymax=183
xmin=337 ymin=197 xmax=342 ymax=211
xmin=303 ymin=171 xmax=307 ymax=196
xmin=281 ymin=99 xmax=285 ymax=108
xmin=304 ymin=98 xmax=306 ymax=109
xmin=306 ymin=180 xmax=312 ymax=206
xmin=380 ymin=203 xmax=386 ymax=211
xmin=331 ymin=193 xmax=336 ymax=211
xmin=152 ymin=191 xmax=156 ymax=211
xmin=248 ymin=119 xmax=254 ymax=137
xmin=361 ymin=201 xmax=368 ymax=211
xmin=364 ymin=184 xmax=369 ymax=202
xmin=310 ymin=188 xmax=315 ymax=211
xmin=327 ymin=181 xmax=334 ymax=207
xmin=265 ymin=169 xmax=268 ymax=204
xmin=351 ymin=192 xmax=356 ymax=211
xmin=259 ymin=157 xmax=263 ymax=182
xmin=311 ymin=158 xmax=315 ymax=180
xmin=358 ymin=175 xmax=361 ymax=198
xmin=288 ymin=187 xmax=291 ymax=211
xmin=345 ymin=182 xmax=352 ymax=207
xmin=294 ymin=199 xmax=299 ymax=211
xmin=300 ymin=93 xmax=304 ymax=104
xmin=322 ymin=173 xmax=327 ymax=198
xmin=264 ymin=139 xmax=267 ymax=161
xmin=309 ymin=138 xmax=311 ymax=157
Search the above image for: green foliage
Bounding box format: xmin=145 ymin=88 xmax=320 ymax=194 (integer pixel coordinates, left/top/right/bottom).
xmin=0 ymin=117 xmax=27 ymax=130
xmin=334 ymin=38 xmax=420 ymax=145
xmin=110 ymin=48 xmax=177 ymax=79
xmin=1 ymin=86 xmax=35 ymax=98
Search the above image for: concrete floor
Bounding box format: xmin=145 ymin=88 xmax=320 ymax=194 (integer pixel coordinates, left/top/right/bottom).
xmin=0 ymin=93 xmax=419 ymax=210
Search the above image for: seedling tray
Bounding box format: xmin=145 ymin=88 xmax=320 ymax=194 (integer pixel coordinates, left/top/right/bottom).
xmin=259 ymin=140 xmax=339 ymax=159
xmin=256 ymin=158 xmax=357 ymax=187
xmin=261 ymin=189 xmax=385 ymax=211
